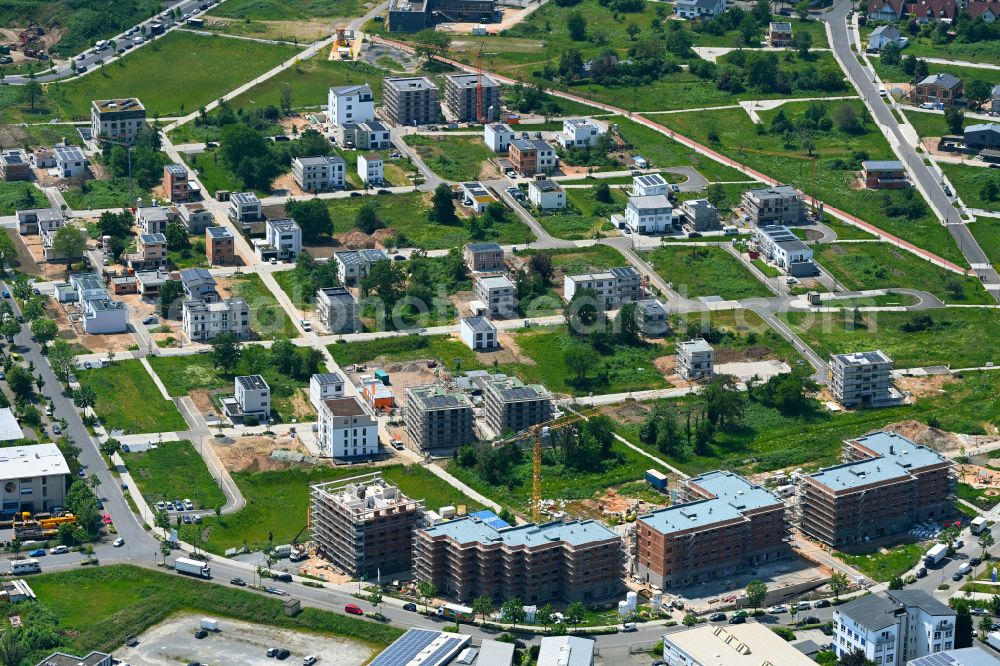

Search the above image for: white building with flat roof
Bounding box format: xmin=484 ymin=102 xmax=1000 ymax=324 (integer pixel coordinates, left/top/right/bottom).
xmin=183 ymin=298 xmax=250 ymax=341
xmin=317 ymin=396 xmax=378 ymax=458
xmin=475 ymin=275 xmax=517 ymax=318
xmin=310 ymin=373 xmax=345 ymax=410
xmin=358 ymin=154 xmax=383 ymax=186
xmin=328 ymin=84 xmax=375 ymax=127
xmin=528 ymin=179 xmax=566 ymax=210
xmin=265 ymin=218 xmax=302 ymax=259
xmin=484 ymin=123 xmax=514 ymax=153
xmin=0 ymin=443 xmax=69 ymax=515
xmin=678 ymin=338 xmax=713 ymax=380
xmin=53 ymin=145 xmax=88 ymax=179
xmin=229 ymin=192 xmax=262 ymax=223
xmin=460 ymin=316 xmax=498 ymax=351
xmin=292 ymin=155 xmax=346 ymax=192
xmin=661 ymin=623 xmax=815 ymax=666
xmin=632 ymin=173 xmax=670 ymax=197
xmin=625 ymin=195 xmax=673 ymax=234
xmin=557 ymin=118 xmax=604 ymax=149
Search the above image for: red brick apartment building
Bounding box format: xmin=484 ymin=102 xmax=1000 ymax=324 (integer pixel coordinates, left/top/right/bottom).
xmin=636 ymin=471 xmax=789 ymax=589
xmin=309 ymin=473 xmax=423 ymax=578
xmin=797 ymin=431 xmax=954 ymax=547
xmin=414 ymin=516 xmax=623 ymax=605
xmin=205 ymin=226 xmax=235 ymax=266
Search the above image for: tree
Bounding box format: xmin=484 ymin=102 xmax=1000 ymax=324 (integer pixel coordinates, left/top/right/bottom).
xmin=48 ymin=339 xmax=77 ymax=382
xmin=838 ymin=649 xmax=873 ymax=666
xmin=979 ymin=531 xmax=995 ymax=558
xmin=940 ymin=523 xmax=962 ymax=552
xmin=740 ymin=14 xmax=760 ymax=45
xmin=1 ymin=317 xmax=21 ymax=342
xmin=362 ymin=260 xmax=406 ymax=310
xmin=472 ymin=595 xmax=494 ymax=622
xmin=285 ymin=199 xmax=332 ymax=243
xmin=979 ymin=614 xmax=993 ymax=640
xmin=979 ymin=180 xmax=999 ymax=203
xmin=705 ymin=183 xmax=725 ymax=208
xmin=210 ymin=331 xmax=242 ymax=372
xmin=500 ymin=597 xmax=526 ymax=630
xmin=614 ymin=302 xmax=640 ymax=344
xmin=829 ymin=572 xmax=849 ymax=600
xmin=626 ymin=22 xmax=641 ymax=40
xmin=537 ymin=603 xmax=555 ymax=627
xmin=412 ymin=29 xmax=452 ymax=62
xmin=745 ymin=579 xmax=767 ymax=608
xmin=280 ymin=83 xmax=293 ymax=114
xmin=954 ymin=600 xmax=973 ymax=648
xmin=944 ymin=107 xmax=965 ymax=135
xmin=682 ymin=612 xmax=698 ymax=626
xmin=565 ymin=601 xmax=585 ymax=625
xmin=51 ymin=225 xmax=87 ymax=266
xmin=158 ymin=280 xmax=184 ymax=318
xmin=57 ymin=521 xmax=75 ymax=547
xmin=24 ymin=80 xmax=43 ymax=111
xmin=165 ymin=222 xmax=191 ymax=252
xmin=888 ymin=576 xmax=904 ymax=590
xmin=702 ymin=374 xmax=745 ymax=429
xmin=563 ymin=344 xmax=591 ymax=383
xmin=355 ymin=200 xmax=384 ymax=234
xmin=834 ymin=103 xmax=863 ymax=135
xmin=567 ymin=11 xmax=587 ymax=41
xmin=593 ymin=181 xmax=613 ymax=203
xmin=880 ymin=42 xmax=901 ymax=66
xmin=99 ymin=438 xmax=122 ymax=457
xmin=160 ymin=540 xmax=172 ymax=564
xmin=429 ymin=183 xmax=458 ymax=225
xmin=155 ymin=509 xmax=171 ymax=532
xmin=0 ymin=627 xmax=26 ymax=666
xmin=966 ymin=79 xmax=993 ymax=109
xmin=7 ymin=366 xmax=33 ymax=400
xmin=367 ymin=588 xmax=383 ymax=609
xmin=752 ymin=0 xmax=771 ymax=24
xmin=417 ymin=579 xmax=437 ymax=612
xmin=73 ymin=386 xmax=97 ymax=410
xmin=30 ymin=317 xmax=57 ymax=345
xmin=566 ymin=287 xmax=604 ymax=336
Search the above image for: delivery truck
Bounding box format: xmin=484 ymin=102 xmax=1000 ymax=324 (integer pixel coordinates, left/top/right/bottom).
xmin=925 ymin=543 xmax=948 ymax=567
xmin=200 ymin=618 xmax=220 ymax=632
xmin=174 ymin=557 xmax=211 ymax=578
xmin=971 ymin=516 xmax=988 ymax=535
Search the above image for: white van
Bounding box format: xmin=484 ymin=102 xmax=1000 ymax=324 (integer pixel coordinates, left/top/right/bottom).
xmin=958 ymin=563 xmax=972 ymax=575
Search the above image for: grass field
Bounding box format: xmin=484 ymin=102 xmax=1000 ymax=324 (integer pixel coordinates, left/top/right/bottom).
xmin=780 ymin=307 xmax=1000 ymax=369
xmin=614 ymin=117 xmax=753 ymax=183
xmin=123 ymin=440 xmax=227 ymax=511
xmin=402 ymin=134 xmax=496 ymax=181
xmin=180 ymin=464 xmax=483 ymax=553
xmin=863 ymin=29 xmax=1000 ymax=66
xmin=874 ymin=58 xmax=997 ymax=92
xmin=181 ymin=150 xmax=246 ymax=197
xmin=327 ymin=334 xmax=484 ymax=371
xmin=0 ymin=181 xmax=49 ymax=215
xmin=229 ymin=273 xmax=297 ymax=338
xmin=644 ymin=246 xmax=773 ymax=300
xmin=673 ymin=308 xmax=805 ymax=365
xmin=222 ymin=58 xmax=386 ymax=114
xmin=29 ymin=565 xmax=400 ymax=659
xmin=536 ymin=187 xmax=627 ymax=240
xmin=939 ymin=163 xmax=1000 ymax=212
xmin=61 ymin=179 xmax=152 ymax=211
xmin=902 ymin=108 xmax=977 ymax=139
xmin=647 ymin=102 xmax=967 ymax=265
xmin=969 ymin=217 xmax=1000 ymax=270
xmin=78 ymin=360 xmax=188 ymax=434
xmin=822 ymin=217 xmax=877 ymax=240
xmin=326 ymin=192 xmax=530 ymax=249
xmin=814 ymin=243 xmax=991 ymax=303
xmin=514 ymin=244 xmax=627 ymax=276
xmin=31 ymin=32 xmax=299 ymax=121
xmin=208 ymin=0 xmax=364 ymax=20
xmin=836 ymin=542 xmax=926 ymax=582
xmin=695 ymin=16 xmax=830 ymax=48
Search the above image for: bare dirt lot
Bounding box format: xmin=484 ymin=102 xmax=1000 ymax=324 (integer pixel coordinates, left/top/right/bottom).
xmin=114 ymin=612 xmax=372 ymax=666
xmin=211 ymin=433 xmax=309 ymax=473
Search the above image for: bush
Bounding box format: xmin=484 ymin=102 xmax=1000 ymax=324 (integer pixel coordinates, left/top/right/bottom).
xmin=771 ymin=626 xmax=796 ymax=641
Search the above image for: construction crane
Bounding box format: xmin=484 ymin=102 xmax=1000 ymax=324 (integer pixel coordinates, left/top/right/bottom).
xmin=492 ymin=408 xmax=598 ymax=523
xmin=735 ymin=145 xmax=820 ymax=212
xmin=475 ymin=43 xmax=498 ymax=124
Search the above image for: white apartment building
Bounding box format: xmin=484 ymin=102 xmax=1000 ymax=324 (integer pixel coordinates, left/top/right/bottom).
xmin=317 ymin=396 xmax=379 ymax=458
xmin=557 ymin=118 xmax=604 ymax=149
xmin=16 ymin=208 xmax=63 ymax=236
xmin=625 ymin=195 xmax=673 ymax=234
xmin=527 ymin=179 xmax=566 ymax=210
xmin=229 ymin=192 xmax=262 ymax=223
xmin=563 ymin=266 xmax=641 ymax=309
xmin=265 ymin=218 xmax=302 ymax=259
xmin=137 ymin=206 xmax=170 ymax=235
xmin=678 ymin=338 xmax=714 ymax=380
xmin=292 ymin=155 xmax=346 ymax=192
xmin=460 ymin=316 xmax=498 ymax=351
xmin=475 ymin=275 xmax=517 ymax=318
xmin=484 ymin=123 xmax=514 ymax=153
xmin=358 ymin=154 xmax=383 ymax=186
xmin=829 ymin=350 xmax=894 ymax=408
xmin=310 ymin=373 xmax=345 ymax=411
xmin=754 ymin=225 xmax=816 ymax=276
xmin=233 ymin=375 xmax=271 ymax=422
xmin=833 ymin=590 xmax=956 ymax=665
xmin=0 ymin=443 xmax=70 ymax=514
xmin=661 ymin=623 xmax=815 ymax=666
xmin=182 ymin=298 xmax=250 ymax=341
xmin=633 ymin=173 xmax=670 ymax=197
xmin=328 ymin=84 xmax=375 ymax=127
xmin=90 ymin=98 xmax=146 ymax=142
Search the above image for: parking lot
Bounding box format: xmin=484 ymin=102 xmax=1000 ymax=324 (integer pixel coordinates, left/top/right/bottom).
xmin=114 ymin=613 xmax=373 ymax=666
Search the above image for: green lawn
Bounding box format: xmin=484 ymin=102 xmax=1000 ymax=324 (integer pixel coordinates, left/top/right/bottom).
xmin=123 ymin=440 xmax=227 ymax=510
xmin=78 ymin=360 xmax=188 ymax=434
xmin=535 ymin=187 xmax=627 ymax=240
xmin=673 ymin=308 xmax=806 ymax=366
xmin=514 ymin=244 xmax=627 ymax=276
xmin=694 ymin=16 xmax=830 ymax=48
xmin=29 ymin=565 xmax=400 ymax=659
xmin=327 ymin=334 xmax=485 ymax=371
xmin=969 ymin=217 xmax=1000 ymax=271
xmin=34 ymin=32 xmax=299 ymax=121
xmin=180 ymin=464 xmax=483 ymax=553
xmin=0 ymin=123 xmax=84 ymax=150
xmin=646 ymin=102 xmax=967 ymax=266
xmin=208 ymin=0 xmax=364 ymax=20
xmin=402 ymin=134 xmax=496 ymax=181
xmin=814 ymin=243 xmax=991 ymax=303
xmin=874 ymin=58 xmax=997 ymax=91
xmin=957 ymin=482 xmax=1000 ymax=511
xmin=836 ymin=542 xmax=927 ymax=582
xmin=272 ymin=268 xmax=312 ymax=310
xmin=939 ymin=163 xmax=1000 ymax=212
xmin=780 ymin=307 xmax=1000 ymax=369
xmin=822 ymin=217 xmax=877 ymax=240
xmin=181 ymin=150 xmax=246 ymax=197
xmin=0 ymin=181 xmax=49 ymax=215
xmin=864 ymin=29 xmax=1000 ymax=66
xmin=229 ymin=273 xmax=297 ymax=338
xmin=61 ymin=179 xmax=152 ymax=211
xmin=901 ymin=108 xmax=983 ymax=139
xmin=326 ymin=192 xmax=531 ymax=249
xmin=644 ymin=246 xmax=773 ymax=300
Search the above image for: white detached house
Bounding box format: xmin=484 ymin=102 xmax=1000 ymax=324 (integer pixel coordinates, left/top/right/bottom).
xmin=675 ymin=0 xmax=726 ymax=19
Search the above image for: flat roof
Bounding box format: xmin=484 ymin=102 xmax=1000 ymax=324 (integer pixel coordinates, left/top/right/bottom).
xmin=537 ymin=636 xmax=594 ymax=666
xmin=680 ymin=338 xmax=713 ymax=353
xmin=833 ymin=350 xmax=892 ymax=366
xmin=385 ymin=76 xmax=435 ymax=91
xmin=267 ymin=218 xmax=300 ymax=232
xmin=407 ymin=385 xmax=472 ymax=410
xmin=486 ymin=376 xmax=550 ymax=402
xmin=206 ymin=226 xmax=232 ymax=238
xmin=421 ymin=516 xmax=617 ymax=548
xmin=448 ymin=72 xmax=497 ymax=88
xmin=629 ymin=194 xmax=671 ymax=209
xmin=164 ymin=163 xmax=187 ymax=175
xmin=862 ymin=160 xmax=905 ymax=170
xmin=312 ymin=372 xmax=344 ymax=385
xmin=370 ymin=629 xmax=470 ymax=666
xmin=0 ymin=407 xmax=23 ymax=442
xmin=461 ymin=316 xmax=496 ymax=333
xmin=323 ymin=396 xmax=369 ymax=417
xmin=662 ymin=623 xmax=815 ymax=665
xmin=466 ymin=242 xmax=502 ymax=252
xmin=909 ymin=647 xmax=1000 ymax=666
xmin=329 ymin=83 xmax=373 ymax=96
xmin=236 ymin=375 xmax=269 ymax=391
xmin=747 ymin=184 xmax=798 ymax=199
xmin=638 ymin=470 xmax=781 ymax=536
xmin=231 ymin=192 xmax=260 ymax=206
xmin=530 ymin=179 xmax=562 ymax=193
xmin=635 ymin=173 xmax=668 ymax=187
xmin=139 ymin=206 xmax=169 ymax=221
xmin=478 ymin=275 xmax=513 ymax=289
xmin=92 ymin=97 xmax=144 ymax=113
xmin=807 ymin=431 xmax=948 ymax=492
xmin=53 ymin=145 xmax=86 ymax=162
xmin=0 ymin=443 xmax=69 ymax=479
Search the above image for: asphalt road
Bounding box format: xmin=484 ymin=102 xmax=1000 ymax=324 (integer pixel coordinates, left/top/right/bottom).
xmin=824 ymin=0 xmax=1000 ymax=300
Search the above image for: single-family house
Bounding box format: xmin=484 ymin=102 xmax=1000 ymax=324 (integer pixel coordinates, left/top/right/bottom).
xmin=205 ymin=226 xmax=236 ymax=265
xmin=358 ymin=154 xmax=383 ymax=186
xmin=508 ymin=138 xmax=557 ymax=176
xmin=229 ymin=192 xmax=262 ymax=224
xmin=768 ymin=22 xmax=793 ymax=47
xmin=335 ymin=248 xmax=388 ymax=284
xmin=0 ymin=149 xmax=30 ymax=181
xmin=464 ymin=242 xmax=504 ymax=272
xmin=967 ymin=0 xmax=1000 ymax=22
xmin=223 ymin=375 xmax=271 ymax=424
xmin=137 ymin=206 xmax=170 ymax=235
xmin=862 ymin=160 xmax=909 ymax=189
xmin=675 ymin=0 xmax=726 ymax=19
xmin=179 ymin=267 xmax=218 ymax=302
xmin=527 ymin=179 xmax=566 ymax=210
xmin=911 ymin=73 xmax=963 ymax=108
xmin=475 ymin=275 xmax=517 ymax=318
xmin=625 ymin=195 xmax=673 ymax=234
xmin=16 ymin=208 xmax=62 ymax=236
xmin=680 ymin=198 xmax=719 ymax=231
xmin=53 ymin=145 xmax=88 ymax=179
xmin=868 ymin=25 xmax=907 ymax=51
xmin=178 ymin=202 xmax=214 ymax=234
xmin=632 ymin=173 xmax=670 ymax=197
xmin=460 ymin=181 xmax=496 ymax=213
xmin=636 ymin=299 xmax=668 ymax=337
xmin=334 ymin=120 xmax=391 ymax=150
xmin=82 ymin=297 xmax=128 ymax=334
xmin=484 ymin=123 xmax=514 ymax=153
xmin=867 ymin=0 xmax=905 ymax=20
xmin=909 ymin=0 xmax=959 ymax=23
xmin=128 ymin=232 xmax=168 ymax=271
xmin=265 ymin=218 xmax=301 ymax=259
xmin=316 ymin=286 xmax=360 ymax=334
xmin=460 ymin=316 xmax=498 ymax=351
xmin=557 ymin=118 xmax=604 ymax=149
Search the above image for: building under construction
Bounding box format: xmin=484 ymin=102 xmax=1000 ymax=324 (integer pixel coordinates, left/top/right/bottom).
xmin=387 ymin=0 xmax=497 ymax=32
xmin=635 ymin=471 xmax=790 ymax=589
xmin=796 ymin=431 xmax=954 ymax=547
xmin=309 ymin=473 xmax=423 ymax=578
xmin=444 ymin=73 xmax=500 ymax=123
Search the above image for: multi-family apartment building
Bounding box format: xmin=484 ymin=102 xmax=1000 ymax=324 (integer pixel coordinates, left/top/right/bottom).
xmin=463 ymin=242 xmax=504 ymax=272
xmin=309 ymin=373 xmax=345 ymax=410
xmin=444 ymin=73 xmax=500 ymax=122
xmin=414 ymin=516 xmax=622 ymax=604
xmin=557 ymin=118 xmax=604 ymax=149
xmin=661 ymin=622 xmax=816 ymax=666
xmin=508 ymin=138 xmax=557 ymax=176
xmin=862 ymin=160 xmax=909 ymax=190
xmin=0 ymin=443 xmax=69 ymax=515
xmin=328 ymin=84 xmax=375 ymax=127
xmin=292 ymin=155 xmax=346 ymax=192
xmin=178 ymin=202 xmax=213 ymax=234
xmin=182 ymin=298 xmax=250 ymax=342
xmin=754 ymin=225 xmax=817 ymax=276
xmin=265 ymin=218 xmax=301 ymax=259
xmin=797 ymin=431 xmax=954 ymax=547
xmin=316 ymin=286 xmax=360 ymax=334
xmin=680 ymin=199 xmax=719 ymax=231
xmin=678 ymin=338 xmax=714 ymax=380
xmin=163 ymin=163 xmax=195 ymax=202
xmin=475 ymin=275 xmax=517 ymax=317
xmin=334 ymin=120 xmax=391 ymax=150
xmin=830 ymin=350 xmax=895 ymax=408
xmin=90 ymin=98 xmax=146 ymax=142
xmin=0 ymin=149 xmax=30 ymax=181
xmin=382 ymin=77 xmax=439 ymax=126
xmin=636 ymin=471 xmax=789 ymax=589
xmin=625 ymin=195 xmax=673 ymax=234
xmin=741 ymin=185 xmax=805 ymax=226
xmin=483 ymin=376 xmax=553 ymax=435
xmin=404 ymin=384 xmax=474 ymax=451
xmin=137 ymin=206 xmax=169 ymax=235
xmin=229 ymin=192 xmax=262 ymax=224
xmin=317 ymin=396 xmax=378 ymax=458
xmin=335 ymin=248 xmax=389 ymax=284
xmin=527 ymin=179 xmax=566 ymax=210
xmin=358 ymin=153 xmax=383 ymax=185
xmin=833 ymin=590 xmax=956 ymax=664
xmin=16 ymin=208 xmax=63 ymax=235
xmin=310 ymin=473 xmax=423 ymax=577
xmin=387 ymin=0 xmax=497 ymax=32
xmin=205 ymin=226 xmax=236 ymax=265
xmin=563 ymin=266 xmax=642 ymax=309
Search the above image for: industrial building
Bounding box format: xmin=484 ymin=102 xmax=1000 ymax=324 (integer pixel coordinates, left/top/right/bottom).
xmin=382 ymin=77 xmax=439 ymax=126
xmin=414 ymin=515 xmax=622 ymax=604
xmin=833 ymin=590 xmax=956 ymax=664
xmin=444 ymin=73 xmax=500 ymax=122
xmin=483 ymin=376 xmax=553 ymax=435
xmin=829 ymin=350 xmax=895 ymax=408
xmin=636 ymin=471 xmax=789 ymax=589
xmin=310 ymin=473 xmax=423 ymax=577
xmin=797 ymin=431 xmax=954 ymax=547
xmin=404 ymin=384 xmax=474 ymax=450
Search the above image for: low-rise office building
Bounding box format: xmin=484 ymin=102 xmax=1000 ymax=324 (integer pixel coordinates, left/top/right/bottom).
xmin=444 ymin=73 xmax=500 ymax=122
xmin=833 ymin=590 xmax=956 ymax=664
xmin=310 ymin=473 xmax=422 ymax=577
xmin=382 ymin=77 xmax=439 ymax=126
xmin=414 ymin=516 xmax=622 ymax=604
xmin=563 ymin=266 xmax=641 ymax=309
xmin=316 ymin=286 xmax=360 ymax=334
xmin=741 ymin=185 xmax=805 ymax=226
xmin=404 ymin=384 xmax=474 ymax=450
xmin=292 ymin=155 xmax=346 ymax=192
xmin=317 ymin=395 xmax=378 ymax=458
xmin=463 ymin=242 xmax=504 ymax=272
xmin=182 ymin=298 xmax=250 ymax=341
xmin=0 ymin=443 xmax=70 ymax=515
xmin=205 ymin=226 xmax=236 ymax=265
xmin=636 ymin=471 xmax=789 ymax=589
xmin=798 ymin=431 xmax=954 ymax=547
xmin=483 ymin=376 xmax=553 ymax=435
xmin=678 ymin=338 xmax=713 ymax=380
xmin=527 ymin=179 xmax=566 ymax=210
xmin=460 ymin=315 xmax=498 ymax=351
xmin=754 ymin=225 xmax=816 ymax=276
xmin=475 ymin=275 xmax=517 ymax=318
xmin=830 ymin=350 xmax=895 ymax=408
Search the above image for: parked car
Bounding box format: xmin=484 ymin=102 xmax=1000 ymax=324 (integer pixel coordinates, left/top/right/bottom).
xmin=52 ymin=424 xmax=61 ymax=434
xmin=796 ymin=601 xmax=811 ymax=611
xmin=402 ymin=603 xmax=417 ymax=612
xmin=952 ymin=571 xmax=964 ymax=581
xmin=155 ymin=501 xmax=167 ymax=511
xmin=273 ymin=572 xmax=292 ymax=582
xmin=303 ymin=657 xmax=317 ymax=666
xmin=729 ymin=615 xmax=746 ymax=625
xmin=349 ymin=192 xmax=362 ymax=197
xmin=916 ymin=567 xmax=927 ymax=578
xmin=971 ymin=557 xmax=982 ymax=566
xmin=813 ymin=599 xmax=831 ymax=608
xmin=345 ymin=603 xmax=363 ymax=615
xmin=267 ymin=647 xmax=280 ymax=657
xmin=767 ymin=605 xmax=788 ymax=614
xmin=113 ymin=538 xmax=125 ymax=547
xmin=801 ymin=616 xmax=822 ymax=625
xmin=276 ymin=649 xmax=291 ymax=660
xmin=194 ymin=629 xmax=208 ymax=639
xmin=709 ymin=613 xmax=727 ymax=622
xmin=49 ymin=545 xmax=69 ymax=555
xmin=173 ymin=500 xmax=185 ymax=511
xmin=230 ymin=577 xmax=246 ymax=586
xmin=183 ymin=514 xmax=192 ymax=524
xmin=193 ymin=514 xmax=202 ymax=524
xmin=265 ymin=587 xmax=288 ymax=596
xmin=28 ymin=549 xmax=46 ymax=557
xmin=621 ymin=622 xmax=637 ymax=632
xmin=183 ymin=498 xmax=194 ymax=510
xmin=971 ymin=607 xmax=990 ymax=616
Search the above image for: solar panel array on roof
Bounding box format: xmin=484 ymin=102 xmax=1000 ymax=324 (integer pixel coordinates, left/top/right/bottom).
xmin=370 ymin=629 xmax=469 ymax=666
xmin=469 ymin=509 xmax=510 ymax=529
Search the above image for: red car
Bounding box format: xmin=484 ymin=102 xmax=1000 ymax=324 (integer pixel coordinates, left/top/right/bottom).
xmin=345 ymin=603 xmax=363 ymax=616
